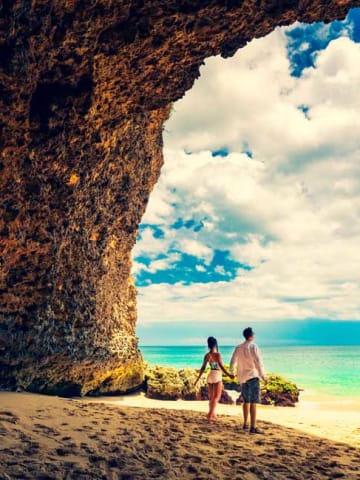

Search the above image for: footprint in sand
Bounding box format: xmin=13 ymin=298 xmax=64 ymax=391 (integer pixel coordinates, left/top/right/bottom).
xmin=31 ymin=474 xmax=54 ymax=480
xmin=0 ymin=411 xmax=17 ymax=417
xmin=187 ymin=464 xmax=199 ymax=474
xmin=183 ymin=454 xmax=202 ymax=464
xmin=80 ymin=443 xmax=95 ymax=454
xmin=88 ymin=454 xmax=104 ymax=464
xmin=23 ymin=446 xmax=40 ymax=456
xmin=254 ymin=440 xmax=265 ymax=446
xmin=109 ymin=445 xmax=120 ymax=453
xmin=200 ymin=467 xmax=212 ymax=474
xmin=55 ymin=447 xmax=72 ymax=457
xmin=108 ymin=457 xmax=126 ymax=468
xmin=275 ymin=447 xmax=288 ymax=455
xmin=329 ymin=472 xmax=346 ymax=478
xmin=0 ymin=411 xmax=19 ymax=424
xmin=33 ymin=423 xmax=58 ymax=434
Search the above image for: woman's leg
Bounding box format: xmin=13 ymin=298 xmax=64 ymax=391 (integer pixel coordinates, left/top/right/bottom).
xmin=207 ymin=383 xmax=215 ymax=419
xmin=209 ymin=382 xmax=222 ymax=420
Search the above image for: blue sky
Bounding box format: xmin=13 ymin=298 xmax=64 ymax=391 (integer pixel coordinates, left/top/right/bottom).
xmin=133 ymin=9 xmax=360 ymax=345
xmin=137 ymin=320 xmax=360 ymax=346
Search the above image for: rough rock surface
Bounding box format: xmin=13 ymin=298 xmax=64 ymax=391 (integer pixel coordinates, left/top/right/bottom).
xmin=0 ymin=1 xmax=358 ymax=395
xmin=145 ymin=365 xmax=235 ymax=403
xmin=145 ymin=365 xmax=207 ymax=400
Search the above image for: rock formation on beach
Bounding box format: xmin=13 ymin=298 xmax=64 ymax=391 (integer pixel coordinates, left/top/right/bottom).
xmin=1 ymin=1 xmax=359 ymax=395
xmin=145 ymin=365 xmax=300 ymax=406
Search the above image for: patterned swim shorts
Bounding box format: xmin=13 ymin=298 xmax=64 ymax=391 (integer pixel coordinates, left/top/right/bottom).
xmin=241 ymin=377 xmax=260 ymax=403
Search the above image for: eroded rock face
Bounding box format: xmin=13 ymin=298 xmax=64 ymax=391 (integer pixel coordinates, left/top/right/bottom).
xmin=0 ymin=1 xmax=358 ymax=395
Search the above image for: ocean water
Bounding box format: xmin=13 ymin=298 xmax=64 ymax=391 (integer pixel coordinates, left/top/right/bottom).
xmin=140 ymin=345 xmax=360 ymax=398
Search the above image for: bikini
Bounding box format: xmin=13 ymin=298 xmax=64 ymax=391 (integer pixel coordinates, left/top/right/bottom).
xmin=207 ymin=357 xmax=223 ymax=384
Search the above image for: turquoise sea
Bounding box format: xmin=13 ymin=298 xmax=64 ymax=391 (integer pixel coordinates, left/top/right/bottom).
xmin=140 ymin=345 xmax=360 ymax=398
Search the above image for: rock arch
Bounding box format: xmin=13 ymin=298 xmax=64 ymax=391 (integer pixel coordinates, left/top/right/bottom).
xmin=0 ymin=1 xmax=358 ymax=395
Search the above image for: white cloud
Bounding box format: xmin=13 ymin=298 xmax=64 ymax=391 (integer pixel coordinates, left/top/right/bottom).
xmin=214 ymin=265 xmax=226 ymax=275
xmin=299 ymin=42 xmax=310 ymax=51
xmin=195 ymin=265 xmax=206 ymax=272
xmin=133 ymin=27 xmax=360 ymax=326
xmin=177 ymin=238 xmax=213 ymax=264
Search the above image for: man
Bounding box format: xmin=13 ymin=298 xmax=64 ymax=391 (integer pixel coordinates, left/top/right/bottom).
xmin=230 ymin=327 xmax=266 ymax=434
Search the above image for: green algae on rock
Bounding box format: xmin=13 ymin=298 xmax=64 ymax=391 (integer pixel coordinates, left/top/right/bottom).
xmin=145 ymin=365 xmax=300 ymax=407
xmin=145 ymin=365 xmax=207 ymax=401
xmin=260 ymin=373 xmax=300 ymax=407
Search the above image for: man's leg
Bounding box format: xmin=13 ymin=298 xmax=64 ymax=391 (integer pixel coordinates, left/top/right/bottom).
xmin=249 ymin=378 xmax=263 ymax=434
xmin=250 ymin=402 xmax=257 ymax=429
xmin=242 ymin=402 xmax=249 ymax=428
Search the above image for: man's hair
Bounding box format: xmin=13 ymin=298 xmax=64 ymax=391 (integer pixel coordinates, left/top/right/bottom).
xmin=243 ymin=327 xmax=254 ymax=340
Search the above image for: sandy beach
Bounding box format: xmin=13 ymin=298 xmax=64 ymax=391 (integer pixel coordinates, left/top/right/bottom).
xmin=0 ymin=391 xmax=359 ymax=479
xmin=99 ymin=390 xmax=360 ymax=448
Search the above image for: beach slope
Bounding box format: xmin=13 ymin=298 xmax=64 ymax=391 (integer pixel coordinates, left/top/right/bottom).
xmin=0 ymin=392 xmax=359 ymax=480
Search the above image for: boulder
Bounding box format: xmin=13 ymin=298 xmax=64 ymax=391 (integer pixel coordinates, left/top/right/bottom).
xmin=261 ymin=374 xmax=300 ymax=407
xmin=145 ymin=366 xmax=299 ymax=406
xmin=145 ymin=365 xmax=183 ymax=400
xmin=199 ymin=385 xmax=234 ymax=404
xmin=219 ymin=389 xmax=234 ymax=405
xmin=145 ymin=365 xmax=207 ymax=400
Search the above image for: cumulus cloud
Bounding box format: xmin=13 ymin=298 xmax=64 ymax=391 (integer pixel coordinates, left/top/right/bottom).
xmin=133 ymin=18 xmax=360 ymax=328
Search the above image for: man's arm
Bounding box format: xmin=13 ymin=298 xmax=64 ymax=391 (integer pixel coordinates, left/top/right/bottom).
xmin=252 ymin=344 xmax=266 ymax=381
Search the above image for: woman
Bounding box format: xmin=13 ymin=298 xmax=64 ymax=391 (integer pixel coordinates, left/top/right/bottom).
xmin=194 ymin=336 xmax=234 ymax=421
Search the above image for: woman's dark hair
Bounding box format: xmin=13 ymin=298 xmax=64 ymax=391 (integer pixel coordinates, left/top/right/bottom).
xmin=207 ymin=336 xmax=218 ymax=351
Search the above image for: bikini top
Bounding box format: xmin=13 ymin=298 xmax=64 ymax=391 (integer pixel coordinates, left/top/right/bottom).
xmin=209 ymin=360 xmax=220 ymax=370
xmin=209 ymin=361 xmax=220 ymax=370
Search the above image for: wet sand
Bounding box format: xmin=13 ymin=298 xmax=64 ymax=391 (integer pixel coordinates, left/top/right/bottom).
xmin=0 ymin=391 xmax=359 ymax=479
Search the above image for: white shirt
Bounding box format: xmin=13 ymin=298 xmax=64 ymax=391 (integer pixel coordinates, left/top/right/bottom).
xmin=230 ymin=341 xmax=266 ymax=384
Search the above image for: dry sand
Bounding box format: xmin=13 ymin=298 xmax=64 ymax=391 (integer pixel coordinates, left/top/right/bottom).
xmin=0 ymin=391 xmax=359 ymax=480
xmin=96 ymin=390 xmax=360 ymax=447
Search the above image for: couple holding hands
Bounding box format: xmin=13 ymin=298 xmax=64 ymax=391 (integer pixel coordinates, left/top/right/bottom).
xmin=194 ymin=327 xmax=266 ymax=433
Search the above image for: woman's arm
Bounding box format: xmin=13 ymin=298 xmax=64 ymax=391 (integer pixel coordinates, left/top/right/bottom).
xmin=194 ymin=354 xmax=208 ymax=385
xmin=218 ymin=354 xmax=234 ymax=378
xmin=229 ymin=347 xmax=237 ymax=377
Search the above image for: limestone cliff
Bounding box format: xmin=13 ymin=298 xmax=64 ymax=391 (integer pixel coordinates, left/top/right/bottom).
xmin=0 ymin=1 xmax=358 ymax=395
